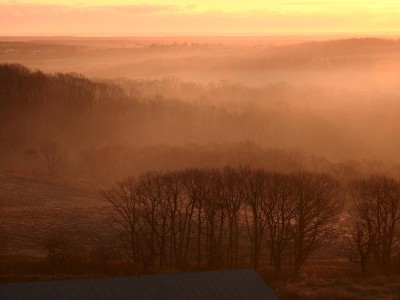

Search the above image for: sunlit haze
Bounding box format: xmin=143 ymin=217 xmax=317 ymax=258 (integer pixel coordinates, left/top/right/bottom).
xmin=2 ymin=0 xmax=400 ymax=299
xmin=1 ymin=0 xmax=400 ymax=35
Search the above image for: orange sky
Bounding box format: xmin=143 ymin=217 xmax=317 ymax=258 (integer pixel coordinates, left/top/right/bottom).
xmin=1 ymin=0 xmax=400 ymax=36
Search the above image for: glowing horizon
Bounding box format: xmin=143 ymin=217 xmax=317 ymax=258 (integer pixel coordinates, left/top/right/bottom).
xmin=1 ymin=0 xmax=400 ymax=36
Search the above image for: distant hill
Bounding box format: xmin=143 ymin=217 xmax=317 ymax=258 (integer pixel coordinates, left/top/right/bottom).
xmin=274 ymin=38 xmax=400 ymax=57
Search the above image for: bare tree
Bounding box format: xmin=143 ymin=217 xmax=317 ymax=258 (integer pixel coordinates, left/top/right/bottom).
xmin=241 ymin=169 xmax=268 ymax=269
xmin=102 ymin=167 xmax=346 ymax=277
xmin=203 ymin=169 xmax=229 ymax=269
xmin=290 ymin=172 xmax=342 ymax=279
xmin=262 ymin=172 xmax=295 ymax=278
xmin=44 ymin=230 xmax=77 ymax=274
xmin=102 ymin=177 xmax=142 ymax=267
xmin=349 ymin=175 xmax=400 ymax=275
xmin=38 ymin=140 xmax=66 ymax=177
xmin=181 ymin=168 xmax=209 ymax=267
xmin=350 ymin=218 xmax=372 ymax=275
xmin=220 ymin=167 xmax=244 ymax=268
xmin=163 ymin=172 xmax=194 ymax=270
xmin=136 ymin=172 xmax=167 ymax=272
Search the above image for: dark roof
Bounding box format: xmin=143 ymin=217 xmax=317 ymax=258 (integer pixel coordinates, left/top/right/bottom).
xmin=0 ymin=269 xmax=277 ymax=300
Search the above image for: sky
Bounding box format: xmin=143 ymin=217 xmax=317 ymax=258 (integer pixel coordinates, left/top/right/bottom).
xmin=1 ymin=0 xmax=400 ymax=36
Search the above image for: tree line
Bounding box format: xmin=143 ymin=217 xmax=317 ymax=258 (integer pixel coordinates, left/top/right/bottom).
xmin=102 ymin=167 xmax=400 ymax=279
xmin=4 ymin=63 xmax=400 ymax=180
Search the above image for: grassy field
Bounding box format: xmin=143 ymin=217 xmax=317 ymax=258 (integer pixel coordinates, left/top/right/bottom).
xmin=0 ymin=174 xmax=107 ymax=256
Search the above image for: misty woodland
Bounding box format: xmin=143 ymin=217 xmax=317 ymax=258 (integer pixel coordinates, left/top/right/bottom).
xmin=2 ymin=37 xmax=400 ymax=300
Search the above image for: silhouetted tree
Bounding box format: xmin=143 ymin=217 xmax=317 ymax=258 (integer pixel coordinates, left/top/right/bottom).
xmin=181 ymin=168 xmax=209 ymax=267
xmin=290 ymin=172 xmax=342 ymax=279
xmin=242 ymin=169 xmax=268 ymax=269
xmin=38 ymin=140 xmax=66 ymax=177
xmin=350 ymin=218 xmax=371 ymax=275
xmin=102 ymin=177 xmax=142 ymax=267
xmin=202 ymin=169 xmax=230 ymax=269
xmin=262 ymin=172 xmax=295 ymax=278
xmin=164 ymin=172 xmax=194 ymax=270
xmin=220 ymin=167 xmax=244 ymax=268
xmin=350 ymin=175 xmax=400 ymax=275
xmin=44 ymin=230 xmax=76 ymax=274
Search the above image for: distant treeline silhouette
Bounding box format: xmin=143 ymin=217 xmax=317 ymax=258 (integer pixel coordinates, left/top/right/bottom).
xmin=1 ymin=63 xmax=399 ymax=182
